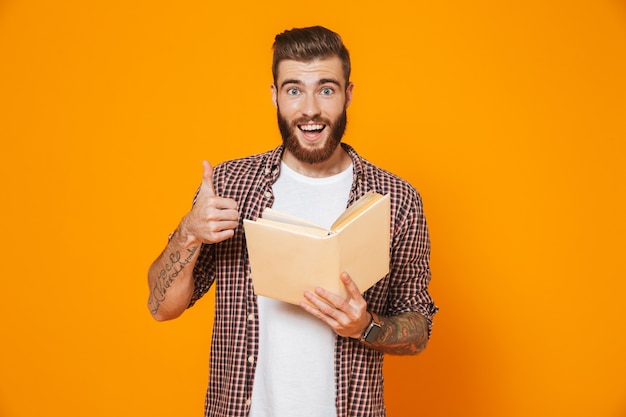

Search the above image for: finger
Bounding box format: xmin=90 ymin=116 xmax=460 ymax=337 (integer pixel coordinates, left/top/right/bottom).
xmin=339 ymin=272 xmax=362 ymax=299
xmin=201 ymin=160 xmax=216 ymax=196
xmin=301 ymin=294 xmax=340 ymax=324
xmin=210 ymin=199 xmax=239 ymax=212
xmin=301 ymin=293 xmax=359 ymax=338
xmin=304 ymin=290 xmax=336 ymax=311
xmin=311 ymin=286 xmax=342 ymax=309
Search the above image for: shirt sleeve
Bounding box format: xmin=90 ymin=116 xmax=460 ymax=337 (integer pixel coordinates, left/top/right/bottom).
xmin=386 ymin=187 xmax=438 ymax=335
xmin=188 ymin=243 xmax=215 ymax=307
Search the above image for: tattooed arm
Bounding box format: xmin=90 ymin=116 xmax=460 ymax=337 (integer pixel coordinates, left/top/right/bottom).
xmin=147 ymin=229 xmax=201 ymax=321
xmin=147 ymin=161 xmax=239 ymax=321
xmin=362 ymin=311 xmax=429 ymax=355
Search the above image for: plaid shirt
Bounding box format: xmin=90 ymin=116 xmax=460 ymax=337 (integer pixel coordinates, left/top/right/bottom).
xmin=190 ymin=143 xmax=437 ymax=417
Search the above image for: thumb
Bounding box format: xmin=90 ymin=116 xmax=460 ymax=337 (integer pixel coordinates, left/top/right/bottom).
xmin=201 ymin=160 xmax=216 ymax=196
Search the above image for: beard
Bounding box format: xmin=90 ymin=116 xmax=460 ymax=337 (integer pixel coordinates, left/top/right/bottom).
xmin=277 ymin=106 xmax=348 ymax=164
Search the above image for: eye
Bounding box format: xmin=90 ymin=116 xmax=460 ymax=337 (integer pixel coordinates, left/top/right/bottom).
xmin=286 ymin=87 xmax=300 ymax=96
xmin=320 ymin=87 xmax=334 ymax=96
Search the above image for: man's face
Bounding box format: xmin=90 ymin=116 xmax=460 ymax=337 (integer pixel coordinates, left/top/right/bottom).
xmin=272 ymin=56 xmax=353 ymax=164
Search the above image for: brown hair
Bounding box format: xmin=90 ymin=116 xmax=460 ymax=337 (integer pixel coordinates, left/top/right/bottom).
xmin=272 ymin=26 xmax=351 ymax=86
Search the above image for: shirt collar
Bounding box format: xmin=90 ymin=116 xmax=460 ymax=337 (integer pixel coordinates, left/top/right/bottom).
xmin=263 ymin=143 xmax=367 ymax=197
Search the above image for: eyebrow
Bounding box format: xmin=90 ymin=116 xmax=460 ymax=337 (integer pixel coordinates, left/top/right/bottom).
xmin=279 ymin=78 xmax=343 ymax=89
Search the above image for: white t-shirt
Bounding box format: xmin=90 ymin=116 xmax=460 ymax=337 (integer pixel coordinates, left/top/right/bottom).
xmin=248 ymin=162 xmax=353 ymax=417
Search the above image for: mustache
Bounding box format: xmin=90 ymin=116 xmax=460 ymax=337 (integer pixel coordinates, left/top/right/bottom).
xmin=292 ymin=117 xmax=331 ymax=126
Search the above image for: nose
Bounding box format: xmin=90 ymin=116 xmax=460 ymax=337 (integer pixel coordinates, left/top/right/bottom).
xmin=301 ymin=93 xmax=321 ymax=119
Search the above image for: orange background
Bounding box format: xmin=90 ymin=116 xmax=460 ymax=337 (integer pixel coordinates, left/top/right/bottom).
xmin=1 ymin=1 xmax=625 ymax=416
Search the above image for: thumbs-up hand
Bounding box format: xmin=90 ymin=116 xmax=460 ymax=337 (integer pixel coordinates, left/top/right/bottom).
xmin=178 ymin=161 xmax=239 ymax=245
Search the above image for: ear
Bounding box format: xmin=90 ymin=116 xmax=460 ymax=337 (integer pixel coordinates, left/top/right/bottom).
xmin=345 ymin=82 xmax=354 ymax=108
xmin=271 ymin=83 xmax=278 ymax=108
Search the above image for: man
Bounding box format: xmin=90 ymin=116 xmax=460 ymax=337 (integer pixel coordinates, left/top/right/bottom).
xmin=147 ymin=26 xmax=437 ymax=417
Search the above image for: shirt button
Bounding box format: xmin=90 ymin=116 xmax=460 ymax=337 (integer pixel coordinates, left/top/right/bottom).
xmin=247 ymin=313 xmax=255 ymax=321
xmin=246 ymin=399 xmax=252 ymax=407
xmin=263 ymin=190 xmax=272 ymax=198
xmin=248 ymin=355 xmax=254 ymax=363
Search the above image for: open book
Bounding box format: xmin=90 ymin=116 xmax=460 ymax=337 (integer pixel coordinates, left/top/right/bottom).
xmin=243 ymin=191 xmax=391 ymax=305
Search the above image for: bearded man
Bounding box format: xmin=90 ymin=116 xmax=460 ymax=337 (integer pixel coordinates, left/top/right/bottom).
xmin=147 ymin=25 xmax=437 ymax=417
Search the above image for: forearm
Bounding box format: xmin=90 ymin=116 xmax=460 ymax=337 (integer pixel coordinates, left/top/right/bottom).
xmin=147 ymin=228 xmax=202 ymax=321
xmin=363 ymin=311 xmax=430 ymax=355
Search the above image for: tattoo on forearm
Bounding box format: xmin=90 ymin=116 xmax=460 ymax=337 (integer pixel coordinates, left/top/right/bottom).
xmin=374 ymin=312 xmax=429 ymax=355
xmin=148 ymin=246 xmax=199 ymax=315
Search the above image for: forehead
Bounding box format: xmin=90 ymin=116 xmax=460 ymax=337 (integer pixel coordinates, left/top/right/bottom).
xmin=275 ymin=56 xmax=345 ymax=87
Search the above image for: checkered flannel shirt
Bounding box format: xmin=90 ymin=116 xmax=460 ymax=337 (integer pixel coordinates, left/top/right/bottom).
xmin=189 ymin=143 xmax=437 ymax=417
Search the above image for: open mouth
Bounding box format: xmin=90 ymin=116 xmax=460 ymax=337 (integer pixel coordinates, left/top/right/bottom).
xmin=298 ymin=124 xmax=326 ymax=134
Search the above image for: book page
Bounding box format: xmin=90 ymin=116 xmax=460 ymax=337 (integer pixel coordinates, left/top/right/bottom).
xmin=260 ymin=207 xmax=328 ymax=231
xmin=255 ymin=218 xmax=331 ymax=237
xmin=331 ymin=191 xmax=385 ymax=231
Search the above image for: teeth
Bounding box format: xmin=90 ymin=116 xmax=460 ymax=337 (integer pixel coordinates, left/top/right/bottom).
xmin=299 ymin=124 xmax=324 ymax=131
